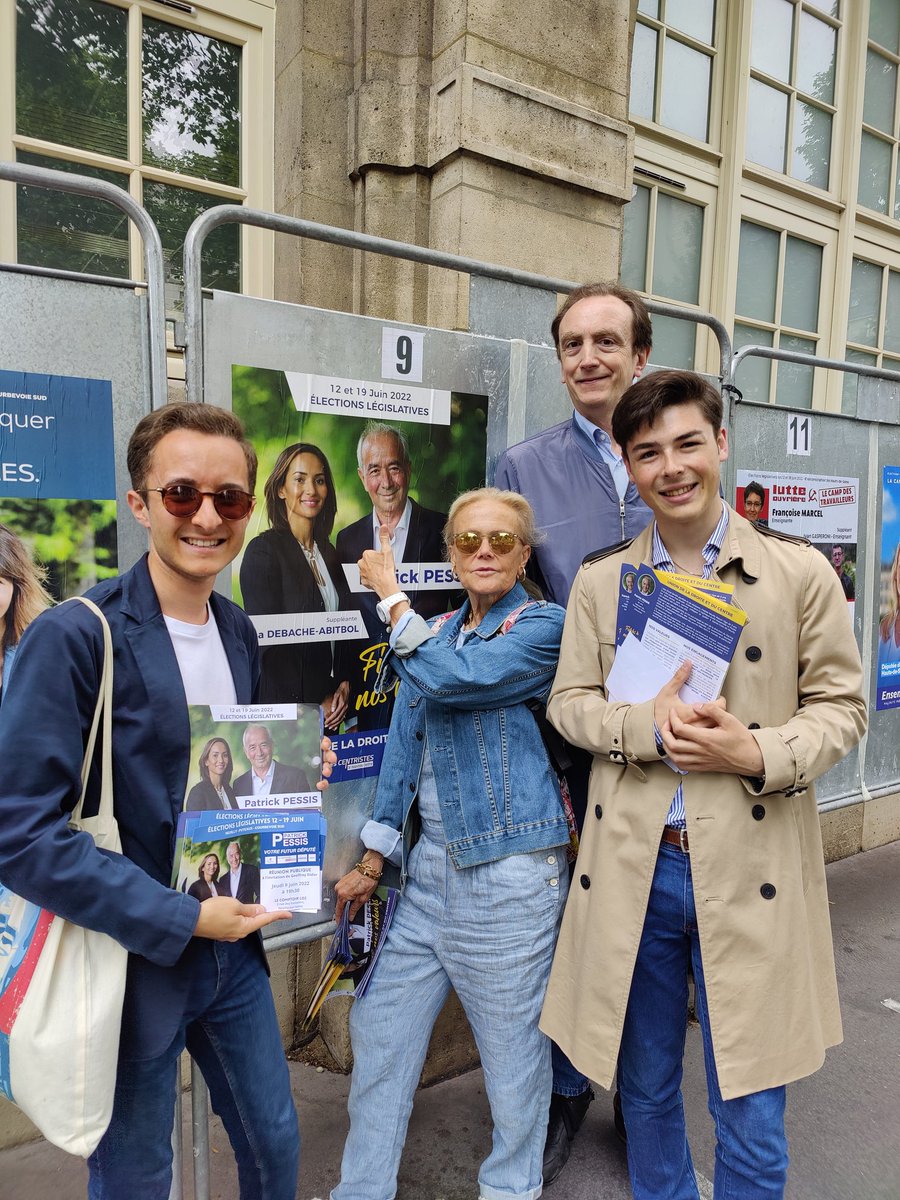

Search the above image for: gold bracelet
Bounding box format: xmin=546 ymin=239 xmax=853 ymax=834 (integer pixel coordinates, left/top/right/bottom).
xmin=354 ymin=859 xmax=383 ymax=881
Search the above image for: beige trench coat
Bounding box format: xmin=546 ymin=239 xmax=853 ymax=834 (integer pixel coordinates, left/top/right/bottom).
xmin=540 ymin=508 xmax=867 ymax=1100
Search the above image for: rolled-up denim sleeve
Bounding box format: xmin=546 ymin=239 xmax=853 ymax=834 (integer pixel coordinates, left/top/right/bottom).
xmin=360 ymin=819 xmax=402 ymax=866
xmin=389 ymin=604 xmax=565 ymax=710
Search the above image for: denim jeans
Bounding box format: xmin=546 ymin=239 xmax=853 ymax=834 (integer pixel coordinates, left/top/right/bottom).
xmin=619 ymin=842 xmax=788 ymax=1200
xmin=88 ymin=939 xmax=299 ymax=1200
xmin=331 ymin=834 xmax=569 ymax=1200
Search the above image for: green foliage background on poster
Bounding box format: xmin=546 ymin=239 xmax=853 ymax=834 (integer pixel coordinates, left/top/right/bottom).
xmin=231 ymin=365 xmax=488 ymax=607
xmin=184 ymin=706 xmax=323 ymax=800
xmin=0 ymin=498 xmax=117 ymax=600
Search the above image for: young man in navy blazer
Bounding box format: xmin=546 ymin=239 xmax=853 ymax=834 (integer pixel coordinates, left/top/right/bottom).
xmin=0 ymin=404 xmax=332 ymax=1198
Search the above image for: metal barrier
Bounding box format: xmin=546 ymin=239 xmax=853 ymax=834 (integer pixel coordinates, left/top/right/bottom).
xmin=728 ymin=343 xmax=900 ymax=812
xmin=0 ymin=161 xmax=168 ymax=412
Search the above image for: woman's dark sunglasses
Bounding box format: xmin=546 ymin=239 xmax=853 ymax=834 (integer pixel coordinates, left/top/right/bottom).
xmin=148 ymin=485 xmax=254 ymax=521
xmin=452 ymin=530 xmax=521 ymax=555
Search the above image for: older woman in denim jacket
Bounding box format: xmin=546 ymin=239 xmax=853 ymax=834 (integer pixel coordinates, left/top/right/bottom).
xmin=331 ymin=487 xmax=570 ymax=1200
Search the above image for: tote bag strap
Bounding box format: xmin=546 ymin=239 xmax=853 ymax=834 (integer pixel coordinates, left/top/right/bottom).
xmin=66 ymin=596 xmax=114 ymax=827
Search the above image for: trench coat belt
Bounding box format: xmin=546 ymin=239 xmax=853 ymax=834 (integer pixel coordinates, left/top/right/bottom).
xmin=661 ymin=826 xmax=690 ymax=853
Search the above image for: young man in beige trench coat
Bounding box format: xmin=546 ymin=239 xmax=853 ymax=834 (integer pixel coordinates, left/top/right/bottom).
xmin=541 ymin=369 xmax=867 ymax=1199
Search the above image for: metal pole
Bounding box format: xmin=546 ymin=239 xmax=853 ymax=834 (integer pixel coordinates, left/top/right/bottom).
xmin=191 ymin=1057 xmax=211 ymax=1200
xmin=731 ymin=342 xmax=900 ymax=385
xmin=168 ymin=1086 xmax=184 ymax=1200
xmin=0 ymin=161 xmax=168 ymax=409
xmin=181 ymin=204 xmax=731 ymax=403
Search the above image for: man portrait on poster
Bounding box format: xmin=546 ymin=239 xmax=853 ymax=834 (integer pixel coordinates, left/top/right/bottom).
xmin=233 ymin=723 xmax=312 ymax=798
xmin=336 ymin=422 xmax=448 ymax=637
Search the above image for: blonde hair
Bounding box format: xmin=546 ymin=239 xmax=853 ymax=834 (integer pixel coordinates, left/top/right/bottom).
xmin=0 ymin=523 xmax=52 ymax=652
xmin=880 ymin=541 xmax=900 ymax=640
xmin=443 ymin=487 xmax=543 ymax=551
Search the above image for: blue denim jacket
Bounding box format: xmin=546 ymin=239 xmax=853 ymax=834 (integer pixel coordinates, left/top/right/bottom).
xmin=361 ymin=583 xmax=570 ymax=877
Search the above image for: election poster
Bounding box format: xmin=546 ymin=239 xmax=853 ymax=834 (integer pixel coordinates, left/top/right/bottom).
xmin=876 ymin=466 xmax=900 ymax=711
xmin=0 ymin=368 xmax=116 ymax=600
xmin=735 ymin=469 xmax=858 ymax=621
xmin=231 ymin=363 xmax=488 ymax=763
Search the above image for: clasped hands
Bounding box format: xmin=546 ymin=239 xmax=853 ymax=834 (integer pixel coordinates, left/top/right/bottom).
xmin=654 ymin=661 xmax=764 ymax=778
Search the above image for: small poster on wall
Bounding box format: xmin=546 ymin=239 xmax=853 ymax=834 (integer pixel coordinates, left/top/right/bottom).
xmin=0 ymin=368 xmax=117 ymax=600
xmin=735 ymin=469 xmax=858 ymax=622
xmin=876 ymin=466 xmax=900 ymax=711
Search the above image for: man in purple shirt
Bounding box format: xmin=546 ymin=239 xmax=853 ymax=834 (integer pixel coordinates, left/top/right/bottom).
xmin=494 ymin=281 xmax=653 ymax=1184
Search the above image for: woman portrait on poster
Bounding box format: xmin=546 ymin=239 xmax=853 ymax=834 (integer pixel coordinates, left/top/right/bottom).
xmin=0 ymin=523 xmax=53 ymax=704
xmin=185 ymin=737 xmax=238 ymax=811
xmin=878 ymin=542 xmax=900 ymax=666
xmin=188 ymin=853 xmax=222 ymax=901
xmin=240 ymin=443 xmax=354 ymax=729
xmin=330 ymin=487 xmax=570 ymax=1200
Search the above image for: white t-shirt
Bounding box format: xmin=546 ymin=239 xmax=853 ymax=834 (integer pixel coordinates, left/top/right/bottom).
xmin=163 ymin=605 xmax=237 ymax=705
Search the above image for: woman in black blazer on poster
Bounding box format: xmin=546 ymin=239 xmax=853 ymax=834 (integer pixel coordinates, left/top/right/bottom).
xmin=240 ymin=443 xmax=353 ymax=729
xmin=187 ymin=852 xmax=223 ymax=901
xmin=185 ymin=736 xmax=238 ymax=811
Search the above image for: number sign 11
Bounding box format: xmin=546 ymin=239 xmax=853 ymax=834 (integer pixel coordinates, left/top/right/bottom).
xmin=787 ymin=414 xmax=811 ymax=456
xmin=381 ymin=327 xmax=425 ymax=382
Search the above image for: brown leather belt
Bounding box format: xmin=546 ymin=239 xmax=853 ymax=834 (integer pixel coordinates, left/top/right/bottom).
xmin=661 ymin=826 xmax=689 ymax=853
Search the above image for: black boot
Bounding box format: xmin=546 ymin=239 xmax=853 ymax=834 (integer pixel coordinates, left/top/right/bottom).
xmin=542 ymin=1087 xmax=595 ymax=1186
xmin=613 ymin=1089 xmax=627 ymax=1144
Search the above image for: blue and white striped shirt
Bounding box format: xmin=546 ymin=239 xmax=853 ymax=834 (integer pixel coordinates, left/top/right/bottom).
xmin=652 ymin=503 xmax=730 ymax=828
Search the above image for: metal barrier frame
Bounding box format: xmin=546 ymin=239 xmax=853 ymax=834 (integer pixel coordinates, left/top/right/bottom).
xmin=0 ymin=161 xmax=168 ymax=410
xmin=180 ymin=204 xmax=733 ymax=403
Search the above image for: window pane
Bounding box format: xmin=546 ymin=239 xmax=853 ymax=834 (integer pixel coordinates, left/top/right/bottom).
xmin=808 ymin=0 xmax=839 ymax=18
xmin=652 ymin=193 xmax=703 ymax=303
xmin=796 ymin=12 xmax=836 ymax=104
xmin=142 ymin=19 xmax=241 ymax=187
xmin=746 ymin=80 xmax=788 ymax=172
xmin=751 ymin=0 xmax=793 ymax=83
xmin=637 ymin=0 xmax=660 ymax=16
xmin=733 ymin=324 xmax=774 ymax=404
xmin=884 ymin=271 xmax=900 ymax=354
xmin=16 ymin=0 xmax=127 ymax=158
xmin=736 ymin=222 xmax=778 ymax=324
xmin=863 ymin=50 xmax=896 ymax=134
xmin=630 ymin=23 xmax=657 ymax=120
xmin=870 ymin=0 xmax=900 ymax=54
xmin=142 ymin=181 xmax=240 ymax=315
xmin=16 ymin=151 xmax=129 ymax=278
xmin=776 ymin=334 xmax=815 ymax=409
xmin=660 ymin=39 xmax=711 ymax=140
xmin=782 ymin=237 xmax=821 ymax=331
xmin=665 ymin=0 xmax=714 ymax=45
xmin=841 ymin=349 xmax=877 ymax=417
xmin=857 ymin=131 xmax=892 ymax=213
xmin=621 ymin=185 xmax=650 ymax=290
xmin=648 ymin=313 xmax=696 ymax=369
xmin=848 ymin=258 xmax=882 ymax=346
xmin=792 ymin=101 xmax=831 ymax=188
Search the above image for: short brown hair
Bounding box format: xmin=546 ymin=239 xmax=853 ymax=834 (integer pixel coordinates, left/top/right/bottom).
xmin=127 ymin=403 xmax=257 ymax=493
xmin=612 ymin=370 xmax=723 ymax=459
xmin=551 ymin=282 xmax=653 ymax=358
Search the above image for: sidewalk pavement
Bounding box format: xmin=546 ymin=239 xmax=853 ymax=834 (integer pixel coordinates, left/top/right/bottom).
xmin=3 ymin=838 xmax=899 ymax=1200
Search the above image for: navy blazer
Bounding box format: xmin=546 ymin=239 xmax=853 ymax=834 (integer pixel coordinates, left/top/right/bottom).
xmin=0 ymin=555 xmax=262 ymax=1058
xmin=335 ymin=499 xmax=450 ymax=638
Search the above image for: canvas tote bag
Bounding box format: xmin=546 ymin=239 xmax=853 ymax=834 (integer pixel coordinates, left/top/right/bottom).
xmin=0 ymin=596 xmax=128 ymax=1157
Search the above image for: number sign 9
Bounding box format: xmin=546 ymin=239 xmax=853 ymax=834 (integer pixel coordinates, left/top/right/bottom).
xmin=381 ymin=327 xmax=424 ymax=382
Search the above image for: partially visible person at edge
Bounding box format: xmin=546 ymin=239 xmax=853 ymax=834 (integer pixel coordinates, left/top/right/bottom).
xmin=493 ymin=281 xmax=654 ymax=1178
xmin=541 ymin=369 xmax=867 ymax=1200
xmin=240 ymin=441 xmax=353 ymax=729
xmin=878 ymin=541 xmax=900 ymax=662
xmin=0 ymin=403 xmax=335 ymax=1199
xmin=0 ymin=521 xmax=52 ymax=702
xmin=329 ymin=487 xmax=570 ymax=1200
